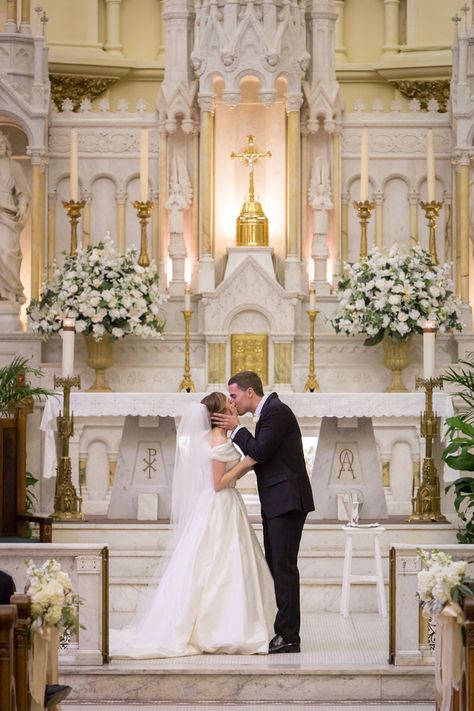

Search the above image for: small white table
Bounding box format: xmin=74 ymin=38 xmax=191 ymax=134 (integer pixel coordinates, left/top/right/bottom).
xmin=340 ymin=525 xmax=387 ymax=618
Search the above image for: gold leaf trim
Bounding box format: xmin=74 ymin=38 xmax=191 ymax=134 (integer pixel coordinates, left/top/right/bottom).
xmin=390 ymin=80 xmax=450 ymax=113
xmin=50 ymin=75 xmax=118 ymax=111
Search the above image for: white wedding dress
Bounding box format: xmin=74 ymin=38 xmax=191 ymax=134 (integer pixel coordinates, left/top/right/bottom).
xmin=110 ymin=440 xmax=276 ymax=658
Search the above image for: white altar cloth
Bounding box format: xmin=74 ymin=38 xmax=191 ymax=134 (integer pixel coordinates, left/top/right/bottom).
xmin=40 ymin=391 xmax=454 ymax=479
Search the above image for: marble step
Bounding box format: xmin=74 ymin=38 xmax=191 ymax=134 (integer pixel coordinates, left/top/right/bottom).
xmin=58 ymin=664 xmax=434 ymax=704
xmin=53 ymin=520 xmax=458 ymax=553
xmin=110 ymin=575 xmax=388 ymax=626
xmin=108 ymin=548 xmax=389 ymax=579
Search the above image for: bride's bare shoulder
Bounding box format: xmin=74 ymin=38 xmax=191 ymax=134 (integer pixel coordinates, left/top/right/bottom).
xmin=210 ymin=428 xmax=227 ymax=447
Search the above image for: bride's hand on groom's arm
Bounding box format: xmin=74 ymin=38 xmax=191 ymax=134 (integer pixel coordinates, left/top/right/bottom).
xmin=236 ymin=455 xmax=257 ymax=479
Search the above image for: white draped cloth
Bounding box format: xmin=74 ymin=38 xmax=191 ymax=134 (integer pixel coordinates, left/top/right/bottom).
xmin=109 ymin=440 xmax=276 ymax=658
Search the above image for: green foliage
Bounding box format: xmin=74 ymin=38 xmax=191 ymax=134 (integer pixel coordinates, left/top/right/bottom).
xmin=442 ymin=353 xmax=474 ymax=543
xmin=442 ymin=353 xmax=474 ymax=424
xmin=0 ymin=356 xmax=52 ymax=417
xmin=445 ymin=477 xmax=474 ymax=543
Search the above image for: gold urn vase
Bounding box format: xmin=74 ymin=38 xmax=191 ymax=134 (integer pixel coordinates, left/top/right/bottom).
xmin=85 ymin=333 xmax=114 ymax=392
xmin=383 ymin=335 xmax=411 ymax=393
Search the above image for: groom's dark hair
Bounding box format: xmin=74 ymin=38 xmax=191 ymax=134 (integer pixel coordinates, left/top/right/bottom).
xmin=228 ymin=371 xmax=264 ymax=396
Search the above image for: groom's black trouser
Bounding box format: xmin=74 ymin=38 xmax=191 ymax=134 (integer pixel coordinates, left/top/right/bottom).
xmin=262 ymin=509 xmax=307 ymax=644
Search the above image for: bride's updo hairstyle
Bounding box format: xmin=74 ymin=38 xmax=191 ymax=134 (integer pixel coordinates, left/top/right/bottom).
xmin=201 ymin=391 xmax=227 ymax=427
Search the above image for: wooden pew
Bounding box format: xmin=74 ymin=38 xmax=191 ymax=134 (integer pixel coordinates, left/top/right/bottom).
xmin=0 ymin=406 xmax=52 ymax=543
xmin=0 ymin=604 xmax=17 ymax=711
xmin=11 ymin=594 xmax=31 ymax=711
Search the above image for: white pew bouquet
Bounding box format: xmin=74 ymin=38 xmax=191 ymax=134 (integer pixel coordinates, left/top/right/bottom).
xmin=25 ymin=558 xmax=80 ymax=636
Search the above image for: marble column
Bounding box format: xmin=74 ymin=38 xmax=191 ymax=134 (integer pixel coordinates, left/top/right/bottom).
xmin=116 ymin=189 xmax=126 ymax=254
xmin=459 ymin=154 xmax=470 ymax=305
xmin=198 ymin=96 xmax=215 ymax=292
xmin=455 ymin=167 xmax=461 ymax=297
xmin=444 ymin=191 xmax=452 ymax=266
xmin=47 ymin=190 xmax=57 ymax=272
xmin=38 ymin=160 xmax=46 ymax=289
xmin=341 ymin=190 xmax=350 ymax=265
xmin=301 ymin=126 xmax=309 ymax=273
xmin=30 ymin=156 xmax=41 ymax=299
xmin=375 ymin=189 xmax=384 ymax=250
xmin=81 ymin=189 xmax=91 ymax=248
xmin=151 ymin=188 xmax=159 ymax=263
xmin=335 ymin=0 xmax=348 ymax=62
xmin=5 ymin=0 xmax=17 ymax=32
xmin=332 ymin=129 xmax=342 ymax=282
xmin=382 ymin=0 xmax=400 ymax=56
xmin=285 ymin=95 xmax=303 ymax=292
xmin=408 ymin=190 xmax=419 ymax=248
xmin=104 ymin=0 xmax=123 ymax=54
xmin=20 ymin=0 xmax=30 ymax=33
xmin=158 ymin=126 xmax=168 ymax=289
xmin=192 ymin=127 xmax=199 ymax=287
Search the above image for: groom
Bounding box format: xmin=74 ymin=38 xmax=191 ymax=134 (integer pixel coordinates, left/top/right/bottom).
xmin=212 ymin=370 xmax=314 ymax=653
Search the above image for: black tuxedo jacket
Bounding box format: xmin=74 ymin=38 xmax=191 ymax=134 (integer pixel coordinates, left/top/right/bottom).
xmin=233 ymin=392 xmax=315 ymax=519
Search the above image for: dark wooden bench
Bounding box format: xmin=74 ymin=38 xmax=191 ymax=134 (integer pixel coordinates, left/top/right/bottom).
xmin=0 ymin=594 xmax=31 ymax=711
xmin=0 ymin=405 xmax=52 ymax=543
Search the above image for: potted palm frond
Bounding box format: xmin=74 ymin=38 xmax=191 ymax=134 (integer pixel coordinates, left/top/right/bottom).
xmin=0 ymin=355 xmax=52 ymax=416
xmin=442 ymin=353 xmax=474 ymax=543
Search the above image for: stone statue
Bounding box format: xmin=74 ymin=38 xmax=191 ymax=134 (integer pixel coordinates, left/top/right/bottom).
xmin=165 ymin=157 xmax=192 ymax=234
xmin=309 ymin=156 xmax=333 ymax=234
xmin=0 ymin=131 xmax=30 ymax=304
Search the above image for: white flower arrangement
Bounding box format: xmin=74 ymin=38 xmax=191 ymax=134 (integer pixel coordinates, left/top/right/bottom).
xmin=25 ymin=558 xmax=80 ymax=634
xmin=417 ymin=549 xmax=474 ymax=620
xmin=27 ymin=239 xmax=166 ymax=341
xmin=332 ymin=244 xmax=462 ymax=346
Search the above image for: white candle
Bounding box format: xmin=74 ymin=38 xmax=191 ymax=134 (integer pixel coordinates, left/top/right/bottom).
xmin=423 ymin=320 xmax=436 ymax=379
xmin=61 ymin=317 xmax=76 ymax=378
xmin=184 ymin=285 xmax=191 ymax=311
xmin=70 ymin=128 xmax=78 ymax=201
xmin=427 ymin=128 xmax=435 ymax=202
xmin=360 ymin=127 xmax=369 ymax=202
xmin=140 ymin=128 xmax=149 ymax=202
xmin=309 ymin=285 xmax=316 ymax=310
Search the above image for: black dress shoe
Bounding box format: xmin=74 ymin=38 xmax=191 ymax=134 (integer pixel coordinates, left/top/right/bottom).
xmin=44 ymin=683 xmax=72 ymax=707
xmin=268 ymin=634 xmax=300 ymax=654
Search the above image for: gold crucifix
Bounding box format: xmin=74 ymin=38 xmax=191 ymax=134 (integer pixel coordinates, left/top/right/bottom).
xmin=230 ymin=136 xmax=271 ymax=246
xmin=231 ymin=135 xmax=271 ymax=202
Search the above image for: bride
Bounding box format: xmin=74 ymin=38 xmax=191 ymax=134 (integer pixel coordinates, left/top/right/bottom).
xmin=110 ymin=392 xmax=277 ymax=658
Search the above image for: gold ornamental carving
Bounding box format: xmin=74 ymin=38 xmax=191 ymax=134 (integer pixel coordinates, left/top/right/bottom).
xmin=231 ymin=135 xmax=271 ymax=246
xmin=50 ymin=75 xmax=118 ymax=111
xmin=389 ymin=80 xmax=449 ymax=113
xmin=231 ymin=334 xmax=268 ymax=385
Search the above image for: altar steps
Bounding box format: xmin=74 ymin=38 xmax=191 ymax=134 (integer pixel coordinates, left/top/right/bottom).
xmin=57 ymin=614 xmax=435 ymax=705
xmin=53 ymin=520 xmax=457 ymax=622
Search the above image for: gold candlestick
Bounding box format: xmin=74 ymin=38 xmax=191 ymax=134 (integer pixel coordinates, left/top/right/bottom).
xmin=420 ymin=200 xmax=442 ymax=265
xmin=53 ymin=374 xmax=84 ymax=520
xmin=63 ymin=199 xmax=86 ymax=255
xmin=408 ymin=376 xmax=448 ymax=522
xmin=304 ymin=310 xmax=320 ymax=392
xmin=353 ymin=200 xmax=375 ymax=258
xmin=133 ymin=200 xmax=154 ymax=267
xmin=178 ymin=310 xmax=196 ymax=392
